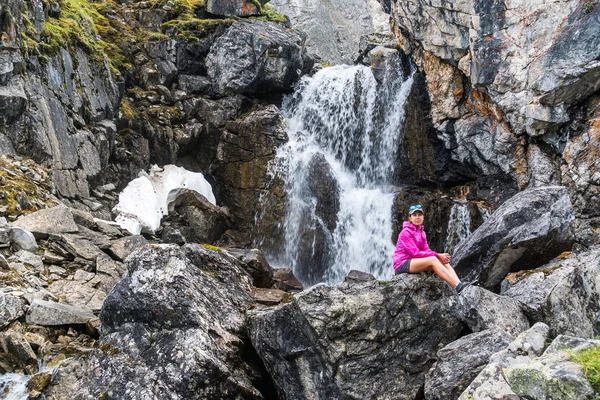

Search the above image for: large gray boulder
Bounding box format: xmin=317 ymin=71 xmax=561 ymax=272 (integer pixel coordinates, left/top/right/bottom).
xmin=424 ymin=329 xmax=514 ymax=400
xmin=448 ymin=286 xmax=530 ymax=336
xmin=461 ymin=326 xmax=599 ymax=400
xmin=270 ymin=0 xmax=390 ymax=65
xmin=460 ymin=322 xmax=551 ymax=399
xmin=453 ymin=186 xmax=575 ymax=290
xmin=248 ymin=273 xmax=464 ymax=400
xmin=502 ymin=247 xmax=600 ymax=338
xmin=206 ymin=20 xmax=310 ymax=96
xmin=12 ymin=206 xmax=78 ymax=239
xmin=46 ymin=244 xmax=266 ymax=399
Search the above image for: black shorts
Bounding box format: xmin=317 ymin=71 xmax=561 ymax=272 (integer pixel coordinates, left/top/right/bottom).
xmin=395 ymin=259 xmax=411 ymax=275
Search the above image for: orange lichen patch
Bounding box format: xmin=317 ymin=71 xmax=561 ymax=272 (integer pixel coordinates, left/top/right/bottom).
xmin=556 ymin=251 xmax=572 ymax=260
xmin=505 ymin=265 xmax=562 ymax=285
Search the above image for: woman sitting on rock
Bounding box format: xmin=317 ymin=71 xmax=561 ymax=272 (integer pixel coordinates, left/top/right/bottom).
xmin=393 ymin=204 xmax=472 ymax=294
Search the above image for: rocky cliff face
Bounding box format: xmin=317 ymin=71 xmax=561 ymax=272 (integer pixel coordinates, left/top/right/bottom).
xmin=0 ymin=0 xmax=311 ymax=236
xmin=389 ymin=0 xmax=600 ymax=246
xmin=269 ymin=0 xmax=390 ymax=65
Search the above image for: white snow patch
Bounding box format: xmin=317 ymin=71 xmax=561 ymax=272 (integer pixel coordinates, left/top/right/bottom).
xmin=113 ymin=165 xmax=216 ymax=234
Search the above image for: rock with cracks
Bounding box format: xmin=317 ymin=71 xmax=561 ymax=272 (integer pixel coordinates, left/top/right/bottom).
xmin=248 ymin=273 xmax=463 ymax=400
xmin=45 ymin=244 xmax=269 ymax=400
xmin=453 ymin=186 xmax=575 ymax=290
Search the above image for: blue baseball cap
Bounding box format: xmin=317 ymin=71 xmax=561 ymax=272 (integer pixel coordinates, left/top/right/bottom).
xmin=409 ymin=204 xmax=424 ymax=216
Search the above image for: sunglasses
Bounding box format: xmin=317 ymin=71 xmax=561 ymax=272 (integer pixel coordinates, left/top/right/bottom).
xmin=409 ymin=204 xmax=422 ymax=211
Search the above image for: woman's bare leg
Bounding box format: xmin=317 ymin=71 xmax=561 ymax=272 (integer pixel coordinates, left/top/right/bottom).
xmin=409 ymin=256 xmax=460 ymax=287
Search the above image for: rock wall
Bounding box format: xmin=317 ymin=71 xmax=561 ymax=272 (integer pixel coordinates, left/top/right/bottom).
xmin=0 ymin=0 xmax=311 ymax=236
xmin=389 ymin=0 xmax=600 ymax=246
xmin=269 ymin=0 xmax=390 ymax=65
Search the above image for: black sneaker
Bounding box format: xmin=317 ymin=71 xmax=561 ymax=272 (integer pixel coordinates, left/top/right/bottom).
xmin=456 ymin=281 xmax=473 ymax=294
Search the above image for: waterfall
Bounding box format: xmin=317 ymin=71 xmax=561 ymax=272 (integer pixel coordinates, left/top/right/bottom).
xmin=261 ymin=55 xmax=413 ymax=286
xmin=445 ymin=201 xmax=472 ymax=255
xmin=445 ymin=201 xmax=492 ymax=254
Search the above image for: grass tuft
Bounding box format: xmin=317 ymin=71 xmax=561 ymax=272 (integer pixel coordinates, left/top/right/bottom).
xmin=571 ymin=345 xmax=600 ymax=393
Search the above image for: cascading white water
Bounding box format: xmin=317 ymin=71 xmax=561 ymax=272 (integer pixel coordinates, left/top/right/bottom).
xmin=264 ymin=55 xmax=413 ymax=286
xmin=445 ymin=201 xmax=492 ymax=254
xmin=0 ymin=373 xmax=30 ymax=400
xmin=445 ymin=201 xmax=472 ymax=255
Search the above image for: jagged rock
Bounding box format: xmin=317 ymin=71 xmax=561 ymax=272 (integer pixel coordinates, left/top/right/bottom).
xmin=206 ymin=20 xmax=310 ymax=96
xmin=15 ymin=250 xmax=44 ymax=270
xmin=448 ymin=285 xmax=530 ymax=337
xmin=212 ymin=105 xmax=287 ymax=236
xmin=26 ymin=299 xmax=95 ymax=326
xmin=248 ymin=274 xmax=463 ymax=399
xmin=8 ymin=227 xmax=38 ymax=252
xmin=169 ymin=190 xmax=231 ymax=245
xmin=12 ymin=206 xmax=79 ymax=239
xmin=502 ymin=247 xmax=600 ymax=338
xmin=51 ymin=233 xmax=102 ymax=261
xmin=27 ymin=369 xmax=53 ymax=399
xmin=253 ymin=287 xmax=289 ymax=306
xmin=177 ymin=75 xmax=212 ymax=95
xmin=391 ymin=0 xmax=600 ymax=136
xmin=562 ymin=95 xmax=600 ymax=227
xmin=503 ymin=335 xmax=599 ymax=400
xmin=425 ymin=329 xmax=514 ymax=400
xmin=344 ymin=270 xmax=376 ymax=282
xmin=0 ymin=292 xmax=25 ymax=328
xmin=224 ymin=248 xmax=274 ymax=288
xmin=0 ymin=331 xmax=38 ymax=375
xmin=106 ymin=234 xmax=148 ymax=262
xmin=206 ymin=0 xmax=260 ymax=17
xmin=93 ymin=253 xmax=126 ymax=293
xmin=271 ymin=267 xmax=303 ymax=292
xmin=0 ymin=253 xmax=8 ymax=268
xmin=460 ymin=322 xmax=551 ymax=399
xmin=46 ymin=244 xmax=266 ymax=399
xmin=269 ymin=0 xmax=390 ymax=65
xmin=453 ymin=186 xmax=576 ymax=290
xmin=0 ymin=76 xmax=27 ymax=122
xmin=47 ymin=280 xmax=106 ymax=312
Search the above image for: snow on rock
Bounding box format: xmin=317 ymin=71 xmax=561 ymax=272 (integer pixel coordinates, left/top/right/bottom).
xmin=113 ymin=165 xmax=216 ymax=234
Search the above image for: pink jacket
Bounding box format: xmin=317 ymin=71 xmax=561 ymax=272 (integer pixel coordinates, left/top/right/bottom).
xmin=393 ymin=221 xmax=438 ymax=270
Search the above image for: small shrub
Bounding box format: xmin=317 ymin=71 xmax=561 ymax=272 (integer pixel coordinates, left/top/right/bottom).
xmin=585 ymin=2 xmax=595 ymax=14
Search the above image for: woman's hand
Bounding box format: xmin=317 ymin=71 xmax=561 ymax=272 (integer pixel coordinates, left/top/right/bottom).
xmin=437 ymin=253 xmax=451 ymax=264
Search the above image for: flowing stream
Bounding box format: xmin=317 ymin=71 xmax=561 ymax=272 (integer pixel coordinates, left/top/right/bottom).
xmin=0 ymin=373 xmax=30 ymax=400
xmin=261 ymin=55 xmax=413 ymax=286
